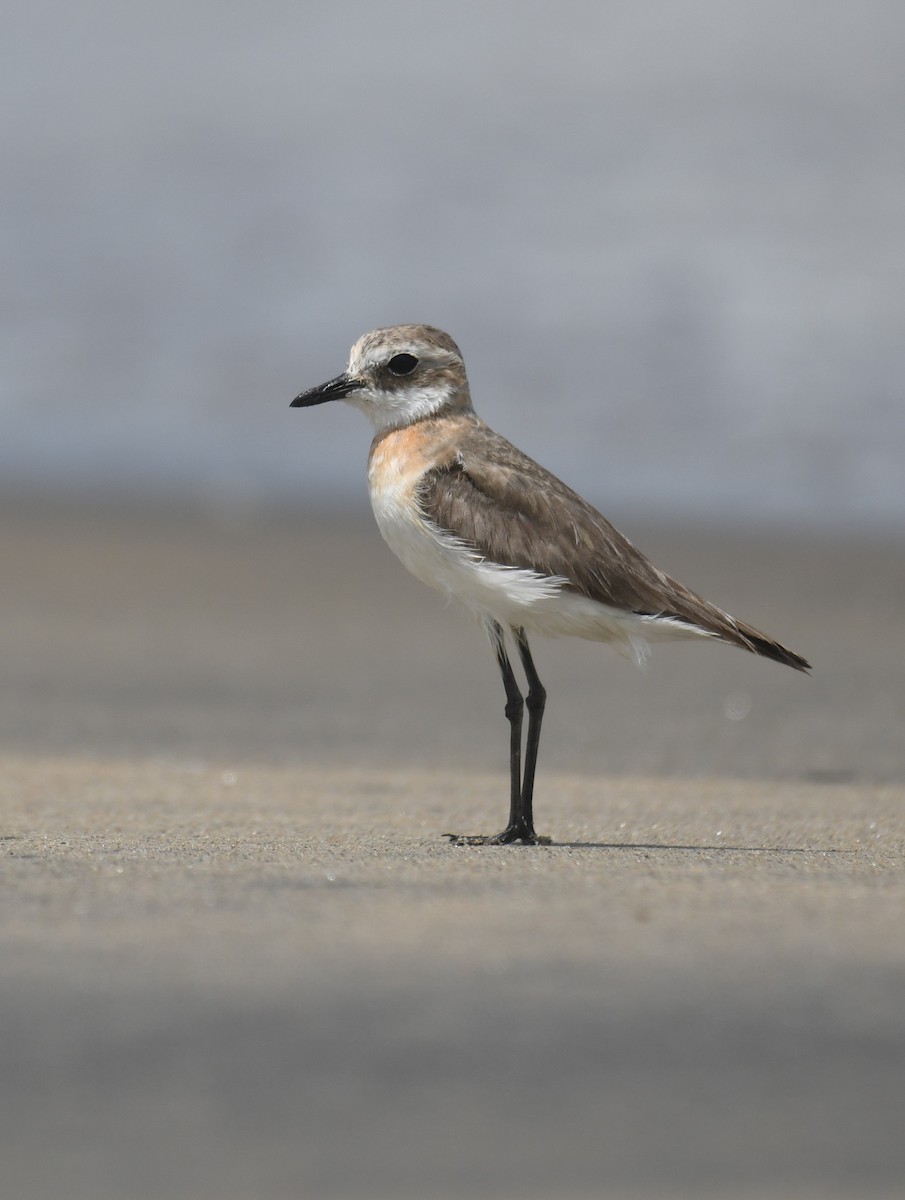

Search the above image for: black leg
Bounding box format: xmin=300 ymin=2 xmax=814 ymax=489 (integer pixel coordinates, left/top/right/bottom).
xmin=495 ymin=622 xmax=525 ymax=835
xmin=445 ymin=621 xmax=550 ymax=846
xmin=514 ymin=627 xmax=547 ymax=837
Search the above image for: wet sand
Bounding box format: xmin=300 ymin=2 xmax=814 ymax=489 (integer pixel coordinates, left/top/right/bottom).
xmin=2 ymin=500 xmax=904 ymax=1199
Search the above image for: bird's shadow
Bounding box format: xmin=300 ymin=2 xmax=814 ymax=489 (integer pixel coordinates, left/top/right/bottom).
xmin=540 ymin=841 xmax=848 ymax=854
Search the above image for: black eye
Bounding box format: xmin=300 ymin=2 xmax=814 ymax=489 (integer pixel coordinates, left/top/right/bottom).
xmin=387 ymin=353 xmax=419 ymax=376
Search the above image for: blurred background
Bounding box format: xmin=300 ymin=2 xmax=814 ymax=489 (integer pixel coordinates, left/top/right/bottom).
xmin=3 ymin=0 xmax=903 ymax=780
xmin=3 ymin=0 xmax=903 ymax=529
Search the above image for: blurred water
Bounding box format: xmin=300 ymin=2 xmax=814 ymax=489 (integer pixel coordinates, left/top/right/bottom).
xmin=2 ymin=0 xmax=903 ymax=528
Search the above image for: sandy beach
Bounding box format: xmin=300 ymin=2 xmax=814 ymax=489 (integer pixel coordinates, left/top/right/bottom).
xmin=2 ymin=500 xmax=904 ymax=1199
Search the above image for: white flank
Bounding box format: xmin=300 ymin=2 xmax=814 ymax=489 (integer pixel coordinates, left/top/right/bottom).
xmin=368 ymin=463 xmax=715 ymax=667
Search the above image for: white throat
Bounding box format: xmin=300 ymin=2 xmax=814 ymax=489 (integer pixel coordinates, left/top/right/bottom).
xmin=346 ymin=382 xmax=457 ymax=433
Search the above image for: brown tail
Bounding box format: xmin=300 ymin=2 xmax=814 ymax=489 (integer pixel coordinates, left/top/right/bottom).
xmin=654 ymin=578 xmax=811 ymax=673
xmin=730 ymin=625 xmax=811 ymax=672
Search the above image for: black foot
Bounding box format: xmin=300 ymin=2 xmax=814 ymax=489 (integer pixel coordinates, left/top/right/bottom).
xmin=444 ymin=826 xmax=552 ymax=846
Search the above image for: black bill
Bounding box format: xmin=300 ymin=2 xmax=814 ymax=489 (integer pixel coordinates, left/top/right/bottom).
xmin=290 ymin=373 xmax=364 ymax=407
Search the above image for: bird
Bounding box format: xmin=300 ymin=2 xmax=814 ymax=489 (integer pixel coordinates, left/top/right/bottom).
xmin=291 ymin=324 xmax=809 ymax=845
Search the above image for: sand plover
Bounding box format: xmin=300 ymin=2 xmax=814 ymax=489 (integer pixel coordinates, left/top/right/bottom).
xmin=292 ymin=324 xmax=809 ymax=845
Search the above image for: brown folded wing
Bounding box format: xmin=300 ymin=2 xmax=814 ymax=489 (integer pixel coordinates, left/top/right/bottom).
xmin=417 ymin=422 xmax=809 ymax=671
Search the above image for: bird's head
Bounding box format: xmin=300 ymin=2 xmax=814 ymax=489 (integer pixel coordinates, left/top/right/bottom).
xmin=291 ymin=324 xmax=472 ymax=433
